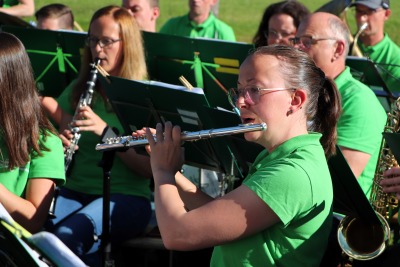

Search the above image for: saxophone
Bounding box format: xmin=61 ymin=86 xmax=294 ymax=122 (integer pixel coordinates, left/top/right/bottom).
xmin=337 ymin=97 xmax=400 ymax=260
xmin=64 ymin=58 xmax=101 ymax=172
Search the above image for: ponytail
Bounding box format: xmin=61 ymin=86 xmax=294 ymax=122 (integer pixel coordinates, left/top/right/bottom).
xmin=314 ymin=77 xmax=341 ymax=157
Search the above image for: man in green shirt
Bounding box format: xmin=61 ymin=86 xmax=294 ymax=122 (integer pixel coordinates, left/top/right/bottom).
xmin=292 ymin=12 xmax=387 ymax=198
xmin=351 ymin=0 xmax=400 ymax=93
xmin=160 ymin=0 xmax=235 ymax=41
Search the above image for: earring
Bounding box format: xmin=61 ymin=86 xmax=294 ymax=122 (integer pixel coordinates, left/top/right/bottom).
xmin=287 ymin=109 xmax=293 ymax=116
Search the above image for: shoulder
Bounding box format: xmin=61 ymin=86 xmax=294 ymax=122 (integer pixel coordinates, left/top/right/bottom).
xmin=160 ymin=14 xmax=188 ymax=30
xmin=337 ymin=68 xmax=379 ymax=100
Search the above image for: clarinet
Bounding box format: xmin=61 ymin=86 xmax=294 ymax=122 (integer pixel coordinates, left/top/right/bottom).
xmin=64 ymin=58 xmax=101 ymax=172
xmin=95 ymin=123 xmax=267 ymax=151
xmin=48 ymin=58 xmax=100 ymax=219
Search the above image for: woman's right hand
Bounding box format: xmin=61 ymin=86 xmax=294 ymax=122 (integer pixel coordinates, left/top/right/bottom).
xmin=381 ymin=167 xmax=400 ymax=200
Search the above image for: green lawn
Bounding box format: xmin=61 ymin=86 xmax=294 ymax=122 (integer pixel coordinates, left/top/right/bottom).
xmin=26 ymin=0 xmax=400 ymax=44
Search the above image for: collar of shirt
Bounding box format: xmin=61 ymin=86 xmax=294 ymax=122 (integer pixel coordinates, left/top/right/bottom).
xmin=359 ymin=33 xmax=389 ymax=55
xmin=187 ymin=12 xmax=216 ymax=31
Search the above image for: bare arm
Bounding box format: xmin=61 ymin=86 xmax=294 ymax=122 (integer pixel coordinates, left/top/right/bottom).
xmin=175 ymin=171 xmax=214 ymax=210
xmin=0 ymin=179 xmax=54 ymax=233
xmin=148 ymin=122 xmax=280 ymax=251
xmin=0 ymin=0 xmax=34 ymax=17
xmin=40 ymin=96 xmax=64 ymax=127
xmin=340 ymin=146 xmax=371 ymax=179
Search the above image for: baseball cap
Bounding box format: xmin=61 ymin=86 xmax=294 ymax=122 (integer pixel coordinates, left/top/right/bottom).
xmin=350 ymin=0 xmax=390 ymax=10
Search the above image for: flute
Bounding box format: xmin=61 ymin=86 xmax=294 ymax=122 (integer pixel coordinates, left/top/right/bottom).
xmin=95 ymin=123 xmax=267 ymax=152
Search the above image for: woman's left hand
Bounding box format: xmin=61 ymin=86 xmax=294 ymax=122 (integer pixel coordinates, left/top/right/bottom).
xmin=71 ymin=106 xmax=107 ymax=136
xmin=146 ymin=121 xmax=184 ymax=179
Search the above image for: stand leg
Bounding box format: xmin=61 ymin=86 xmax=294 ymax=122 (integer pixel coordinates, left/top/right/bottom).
xmin=99 ymin=150 xmax=116 ymax=267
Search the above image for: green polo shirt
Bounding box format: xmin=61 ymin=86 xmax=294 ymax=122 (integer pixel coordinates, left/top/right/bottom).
xmin=0 ymin=132 xmax=65 ymax=197
xmin=160 ymin=13 xmax=236 ymax=41
xmin=359 ymin=34 xmax=400 ymax=93
xmin=57 ymin=81 xmax=151 ymax=199
xmin=335 ymin=67 xmax=387 ymax=197
xmin=2 ymin=0 xmax=18 ymax=7
xmin=210 ymin=133 xmax=333 ymax=267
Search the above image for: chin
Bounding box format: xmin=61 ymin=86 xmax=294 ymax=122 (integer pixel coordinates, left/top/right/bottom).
xmin=244 ymin=132 xmax=260 ymax=143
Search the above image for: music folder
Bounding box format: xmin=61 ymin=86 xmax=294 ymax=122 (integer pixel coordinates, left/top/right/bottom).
xmin=98 ymin=74 xmax=251 ymax=175
xmin=142 ymin=31 xmax=254 ymax=111
xmin=328 ymin=146 xmax=381 ymax=225
xmin=0 ymin=25 xmax=86 ymax=98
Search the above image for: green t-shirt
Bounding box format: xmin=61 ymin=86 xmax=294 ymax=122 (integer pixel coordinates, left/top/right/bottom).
xmin=359 ymin=34 xmax=400 ymax=93
xmin=0 ymin=132 xmax=65 ymax=197
xmin=2 ymin=0 xmax=18 ymax=8
xmin=57 ymin=81 xmax=151 ymax=199
xmin=335 ymin=67 xmax=387 ymax=197
xmin=160 ymin=13 xmax=236 ymax=42
xmin=210 ymin=133 xmax=333 ymax=267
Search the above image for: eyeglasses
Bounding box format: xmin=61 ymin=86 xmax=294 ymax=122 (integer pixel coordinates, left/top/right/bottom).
xmin=264 ymin=29 xmax=295 ymax=40
xmin=289 ymin=36 xmax=338 ymax=49
xmin=85 ymin=36 xmax=122 ymax=49
xmin=354 ymin=7 xmax=384 ymax=17
xmin=228 ymin=86 xmax=295 ymax=107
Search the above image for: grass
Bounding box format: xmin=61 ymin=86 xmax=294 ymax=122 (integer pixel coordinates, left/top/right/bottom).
xmin=26 ymin=0 xmax=400 ymax=44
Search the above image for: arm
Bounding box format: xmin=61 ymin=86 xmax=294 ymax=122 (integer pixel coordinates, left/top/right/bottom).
xmin=381 ymin=167 xmax=400 ymax=200
xmin=147 ymin=122 xmax=280 ymax=251
xmin=174 ymin=171 xmax=214 ymax=210
xmin=0 ymin=0 xmax=34 ymax=17
xmin=40 ymin=96 xmax=64 ymax=127
xmin=71 ymin=105 xmax=152 ymax=178
xmin=340 ymin=146 xmax=371 ymax=179
xmin=0 ymin=179 xmax=55 ymax=233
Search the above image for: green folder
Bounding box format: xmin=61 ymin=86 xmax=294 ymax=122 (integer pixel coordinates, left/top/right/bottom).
xmin=143 ymin=31 xmax=254 ymax=110
xmin=0 ymin=25 xmax=86 ymax=98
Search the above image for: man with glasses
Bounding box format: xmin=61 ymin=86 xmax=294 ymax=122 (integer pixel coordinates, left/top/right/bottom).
xmin=351 ymin=0 xmax=400 ymax=93
xmin=292 ymin=12 xmax=386 ymax=200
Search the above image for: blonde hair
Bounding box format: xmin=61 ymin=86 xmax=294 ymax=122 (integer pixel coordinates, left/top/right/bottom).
xmin=72 ymin=5 xmax=148 ymax=106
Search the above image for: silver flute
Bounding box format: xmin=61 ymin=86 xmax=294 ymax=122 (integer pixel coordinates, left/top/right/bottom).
xmin=64 ymin=58 xmax=101 ymax=172
xmin=95 ymin=123 xmax=267 ymax=152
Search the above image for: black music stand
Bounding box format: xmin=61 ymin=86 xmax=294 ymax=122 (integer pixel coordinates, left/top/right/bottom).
xmin=142 ymin=31 xmax=254 ymax=110
xmin=99 ymin=74 xmax=267 ymax=176
xmin=383 ymin=132 xmax=400 ymax=164
xmin=98 ymin=74 xmax=248 ymax=172
xmin=328 ymin=146 xmax=380 ymax=224
xmin=0 ymin=25 xmax=86 ymax=98
xmin=346 ymin=56 xmax=397 ymax=111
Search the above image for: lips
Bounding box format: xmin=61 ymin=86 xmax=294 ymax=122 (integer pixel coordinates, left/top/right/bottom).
xmin=241 ymin=117 xmax=255 ymax=124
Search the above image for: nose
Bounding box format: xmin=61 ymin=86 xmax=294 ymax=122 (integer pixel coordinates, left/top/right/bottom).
xmin=278 ymin=38 xmax=290 ymax=45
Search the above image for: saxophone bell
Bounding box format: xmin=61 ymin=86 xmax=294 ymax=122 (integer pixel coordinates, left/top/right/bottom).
xmin=337 ymin=212 xmax=390 ymax=260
